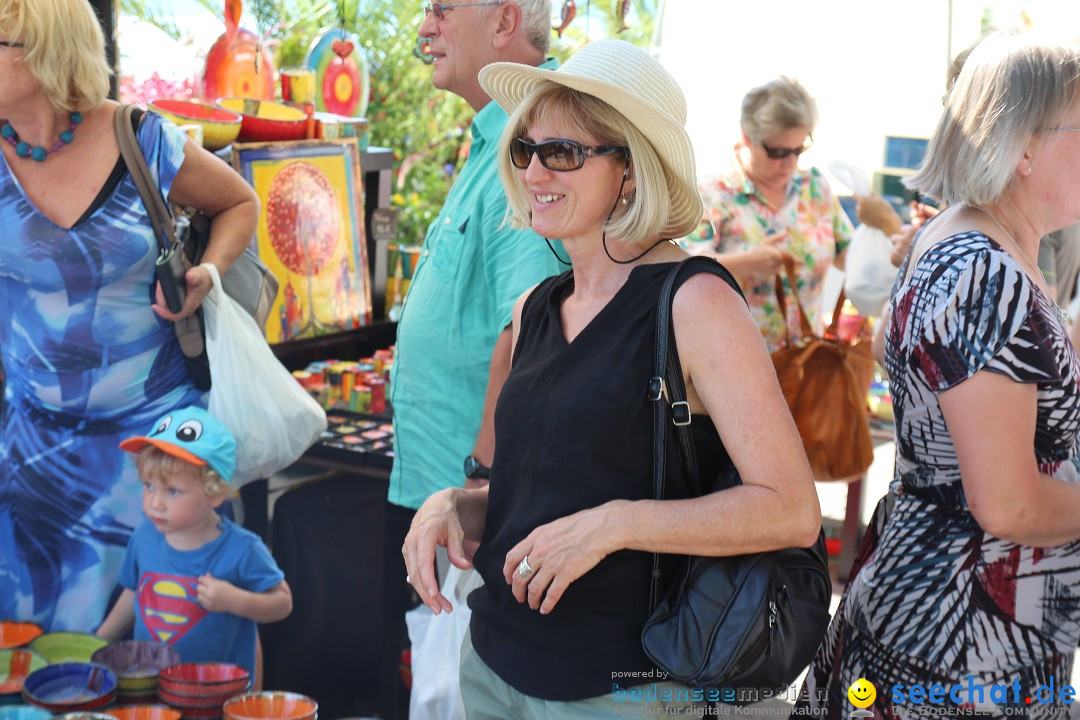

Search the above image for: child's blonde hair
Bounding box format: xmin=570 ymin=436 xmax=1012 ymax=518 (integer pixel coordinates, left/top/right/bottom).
xmin=135 ymin=446 xmax=229 ymax=497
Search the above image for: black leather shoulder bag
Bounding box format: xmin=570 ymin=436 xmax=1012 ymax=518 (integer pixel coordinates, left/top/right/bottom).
xmin=640 ymin=256 xmax=833 ymax=696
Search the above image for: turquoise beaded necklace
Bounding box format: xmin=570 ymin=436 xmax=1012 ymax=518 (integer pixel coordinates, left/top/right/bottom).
xmin=0 ymin=112 xmax=82 ymax=162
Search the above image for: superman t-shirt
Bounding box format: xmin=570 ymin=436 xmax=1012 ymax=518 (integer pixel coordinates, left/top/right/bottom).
xmin=118 ymin=516 xmax=284 ymax=676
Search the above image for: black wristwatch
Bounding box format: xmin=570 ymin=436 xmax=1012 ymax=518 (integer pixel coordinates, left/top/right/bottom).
xmin=463 ymin=455 xmax=491 ymax=480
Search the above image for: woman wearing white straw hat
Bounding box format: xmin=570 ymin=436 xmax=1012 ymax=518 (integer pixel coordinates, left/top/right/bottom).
xmin=402 ymin=39 xmax=820 ymax=716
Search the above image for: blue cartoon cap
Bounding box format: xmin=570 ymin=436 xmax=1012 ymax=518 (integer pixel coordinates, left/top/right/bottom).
xmin=119 ymin=406 xmax=237 ymax=483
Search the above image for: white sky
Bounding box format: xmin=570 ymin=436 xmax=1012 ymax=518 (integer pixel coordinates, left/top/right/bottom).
xmin=657 ymin=0 xmax=1080 ymax=193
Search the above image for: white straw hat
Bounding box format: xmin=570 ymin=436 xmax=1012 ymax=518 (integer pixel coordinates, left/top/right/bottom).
xmin=478 ymin=39 xmax=703 ymax=239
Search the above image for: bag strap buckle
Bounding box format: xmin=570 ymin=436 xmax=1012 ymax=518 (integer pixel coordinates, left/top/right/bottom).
xmin=671 ymin=401 xmax=692 ymax=426
xmin=647 ymin=376 xmax=664 ymax=402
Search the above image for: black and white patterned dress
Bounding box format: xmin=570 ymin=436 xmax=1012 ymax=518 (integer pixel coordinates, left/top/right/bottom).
xmin=798 ymin=232 xmax=1080 ymax=719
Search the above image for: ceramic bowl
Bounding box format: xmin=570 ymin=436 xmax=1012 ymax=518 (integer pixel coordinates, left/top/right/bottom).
xmin=106 ymin=705 xmax=182 ymax=720
xmin=216 ymin=98 xmax=307 ymax=143
xmin=21 ymin=663 xmax=117 ymax=714
xmin=92 ymin=642 xmax=180 ymax=694
xmin=158 ymin=664 xmax=249 ymax=697
xmin=147 ymin=99 xmax=242 ymax=151
xmin=158 ymin=686 xmax=240 ymax=710
xmin=222 ymin=692 xmax=317 ymax=720
xmin=0 ymin=624 xmax=43 ymax=651
xmin=52 ymin=713 xmax=118 ymax=720
xmin=28 ymin=633 xmax=107 ymax=665
xmin=0 ymin=705 xmax=52 ymax=720
xmin=0 ymin=650 xmax=48 ymax=701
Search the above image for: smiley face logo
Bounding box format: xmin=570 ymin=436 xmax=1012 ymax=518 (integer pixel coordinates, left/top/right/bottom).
xmin=848 ymin=678 xmax=876 ymax=708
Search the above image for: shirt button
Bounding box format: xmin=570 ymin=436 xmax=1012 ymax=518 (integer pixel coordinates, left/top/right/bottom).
xmin=422 ymin=250 xmax=430 ymax=257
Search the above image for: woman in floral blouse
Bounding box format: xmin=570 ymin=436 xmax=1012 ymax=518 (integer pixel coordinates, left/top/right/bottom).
xmin=685 ymin=76 xmax=852 ymax=352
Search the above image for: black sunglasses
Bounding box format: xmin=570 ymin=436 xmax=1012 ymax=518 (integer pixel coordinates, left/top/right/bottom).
xmin=423 ymin=1 xmax=503 ymax=20
xmin=510 ymin=137 xmax=628 ymax=172
xmin=760 ymin=136 xmax=812 ymax=160
xmin=0 ymin=41 xmax=25 ymax=48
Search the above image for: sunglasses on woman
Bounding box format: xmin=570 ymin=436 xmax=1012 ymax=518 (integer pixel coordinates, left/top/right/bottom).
xmin=510 ymin=137 xmax=628 ymax=172
xmin=760 ymin=136 xmax=813 ymax=160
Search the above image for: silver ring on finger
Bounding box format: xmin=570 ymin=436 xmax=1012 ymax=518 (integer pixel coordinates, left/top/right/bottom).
xmin=518 ymin=554 xmax=535 ymax=579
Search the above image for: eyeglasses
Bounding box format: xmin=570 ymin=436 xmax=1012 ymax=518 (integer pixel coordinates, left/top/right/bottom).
xmin=0 ymin=41 xmax=25 ymax=48
xmin=423 ymin=1 xmax=504 ymax=20
xmin=1045 ymin=127 xmax=1080 ymax=132
xmin=760 ymin=136 xmax=813 ymax=160
xmin=509 ymin=137 xmax=628 ymax=171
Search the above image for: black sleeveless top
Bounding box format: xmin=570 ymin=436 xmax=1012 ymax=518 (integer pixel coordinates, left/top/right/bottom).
xmin=468 ymin=262 xmax=730 ymax=701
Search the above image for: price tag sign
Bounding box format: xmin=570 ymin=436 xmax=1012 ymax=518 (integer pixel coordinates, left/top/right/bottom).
xmin=371 ymin=208 xmax=398 ymax=242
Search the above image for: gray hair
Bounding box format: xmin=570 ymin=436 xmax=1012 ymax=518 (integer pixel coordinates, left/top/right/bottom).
xmin=739 ymin=76 xmax=818 ymax=143
xmin=906 ymin=29 xmax=1080 ymax=206
xmin=513 ymin=0 xmax=552 ymax=54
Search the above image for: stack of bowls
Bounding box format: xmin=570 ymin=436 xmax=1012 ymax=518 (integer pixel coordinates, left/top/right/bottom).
xmin=0 ymin=623 xmax=43 ymax=651
xmin=28 ymin=633 xmax=107 ymax=664
xmin=21 ymin=662 xmax=118 ymax=713
xmin=158 ymin=664 xmax=250 ymax=719
xmin=0 ymin=650 xmax=48 ymax=705
xmin=222 ymin=692 xmax=316 ymax=720
xmin=92 ymin=642 xmax=181 ymax=705
xmin=105 ymin=704 xmax=182 ymax=720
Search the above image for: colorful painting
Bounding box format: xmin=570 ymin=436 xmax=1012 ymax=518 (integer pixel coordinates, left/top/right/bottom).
xmin=231 ymin=139 xmax=371 ymax=344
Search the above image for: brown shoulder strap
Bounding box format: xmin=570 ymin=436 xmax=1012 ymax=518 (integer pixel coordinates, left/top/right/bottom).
xmin=113 ymin=104 xmax=173 ymax=255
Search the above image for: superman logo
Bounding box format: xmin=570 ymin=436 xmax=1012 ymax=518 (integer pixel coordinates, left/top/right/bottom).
xmin=137 ymin=572 xmax=207 ymax=644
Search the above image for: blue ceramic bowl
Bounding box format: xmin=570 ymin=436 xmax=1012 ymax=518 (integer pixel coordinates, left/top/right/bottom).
xmin=0 ymin=706 xmax=52 ymax=720
xmin=22 ymin=662 xmax=117 ymax=713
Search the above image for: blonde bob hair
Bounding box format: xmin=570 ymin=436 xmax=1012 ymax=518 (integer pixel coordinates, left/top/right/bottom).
xmin=136 ymin=446 xmax=229 ymax=498
xmin=0 ymin=0 xmax=111 ymax=112
xmin=498 ymin=83 xmax=673 ymax=246
xmin=906 ymin=29 xmax=1080 ymax=206
xmin=740 ymin=76 xmax=818 ymax=143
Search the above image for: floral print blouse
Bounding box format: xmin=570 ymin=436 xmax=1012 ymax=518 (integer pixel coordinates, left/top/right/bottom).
xmin=683 ymin=162 xmax=853 ymax=352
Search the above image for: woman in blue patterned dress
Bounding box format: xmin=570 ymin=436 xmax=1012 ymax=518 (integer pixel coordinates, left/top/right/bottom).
xmin=798 ymin=30 xmax=1080 ymax=720
xmin=0 ymin=0 xmax=258 ymax=632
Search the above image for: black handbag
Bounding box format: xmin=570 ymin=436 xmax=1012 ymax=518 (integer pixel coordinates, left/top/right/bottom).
xmin=113 ymin=104 xmax=279 ymax=391
xmin=640 ymin=257 xmax=832 ymax=695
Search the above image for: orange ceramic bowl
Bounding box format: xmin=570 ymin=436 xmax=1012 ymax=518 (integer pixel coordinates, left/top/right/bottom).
xmin=147 ymin=99 xmax=242 ymax=151
xmin=106 ymin=705 xmax=182 ymax=720
xmin=0 ymin=622 xmax=43 ymax=650
xmin=216 ymin=97 xmax=307 ymax=143
xmin=222 ymin=692 xmax=317 ymax=720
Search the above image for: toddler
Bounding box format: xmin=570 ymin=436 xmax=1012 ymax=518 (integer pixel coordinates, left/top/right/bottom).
xmin=97 ymin=406 xmax=292 ymax=678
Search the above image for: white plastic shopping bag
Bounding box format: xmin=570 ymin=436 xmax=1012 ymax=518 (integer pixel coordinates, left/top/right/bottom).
xmin=829 ymin=161 xmax=898 ymax=316
xmin=200 ymin=263 xmax=327 ymax=485
xmin=405 ymin=565 xmax=484 ymax=720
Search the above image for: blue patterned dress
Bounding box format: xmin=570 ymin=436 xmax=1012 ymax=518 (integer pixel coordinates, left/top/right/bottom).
xmin=798 ymin=232 xmax=1080 ymax=719
xmin=0 ymin=112 xmax=204 ymax=631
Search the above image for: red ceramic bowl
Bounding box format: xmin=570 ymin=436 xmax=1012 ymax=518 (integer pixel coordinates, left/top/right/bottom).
xmin=106 ymin=706 xmax=182 ymax=720
xmin=0 ymin=621 xmax=44 ymax=650
xmin=147 ymin=99 xmax=243 ymax=151
xmin=158 ymin=685 xmax=241 ymax=710
xmin=158 ymin=664 xmax=249 ymax=697
xmin=222 ymin=692 xmax=317 ymax=720
xmin=216 ymin=97 xmax=307 ymax=143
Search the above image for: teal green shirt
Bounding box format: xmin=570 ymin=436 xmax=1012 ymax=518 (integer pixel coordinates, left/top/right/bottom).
xmin=389 ymin=63 xmax=562 ymax=510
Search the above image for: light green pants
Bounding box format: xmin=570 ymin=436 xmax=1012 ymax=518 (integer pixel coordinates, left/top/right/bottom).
xmin=459 ymin=629 xmax=715 ymax=719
